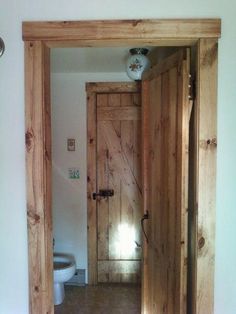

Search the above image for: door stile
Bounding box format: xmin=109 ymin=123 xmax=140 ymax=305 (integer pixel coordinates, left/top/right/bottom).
xmin=176 ymin=52 xmax=191 ymax=313
xmin=141 ymin=79 xmax=150 ymax=314
xmin=87 ymin=91 xmax=98 ymax=284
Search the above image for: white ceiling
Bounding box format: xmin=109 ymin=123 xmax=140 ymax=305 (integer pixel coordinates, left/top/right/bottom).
xmin=51 ymin=47 xmax=135 ymax=73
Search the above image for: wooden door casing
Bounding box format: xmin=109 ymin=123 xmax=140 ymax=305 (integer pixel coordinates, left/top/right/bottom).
xmin=87 ymin=82 xmax=142 ymax=284
xmin=24 ymin=19 xmax=220 ymax=314
xmin=142 ymin=49 xmax=191 ymax=314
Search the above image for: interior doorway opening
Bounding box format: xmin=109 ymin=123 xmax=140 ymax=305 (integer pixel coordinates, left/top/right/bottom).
xmin=51 ymin=45 xmax=196 ymax=313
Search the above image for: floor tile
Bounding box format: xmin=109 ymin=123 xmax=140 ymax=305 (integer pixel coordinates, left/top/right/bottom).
xmin=55 ymin=283 xmax=141 ymax=314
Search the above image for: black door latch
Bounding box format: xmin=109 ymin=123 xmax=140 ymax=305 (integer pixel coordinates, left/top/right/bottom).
xmin=141 ymin=211 xmax=149 ymax=243
xmin=93 ymin=189 xmax=114 ymax=200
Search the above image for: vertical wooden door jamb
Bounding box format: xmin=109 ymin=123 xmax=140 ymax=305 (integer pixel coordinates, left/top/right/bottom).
xmin=194 ymin=38 xmax=218 ymax=314
xmin=25 ymin=40 xmax=53 ymax=314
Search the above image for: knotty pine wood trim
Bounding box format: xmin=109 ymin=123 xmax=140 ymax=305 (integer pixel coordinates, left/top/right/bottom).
xmin=22 ymin=19 xmax=221 ymax=42
xmin=25 ymin=40 xmax=53 ymax=314
xmin=23 ymin=19 xmax=220 ymax=314
xmin=194 ymin=38 xmax=218 ymax=314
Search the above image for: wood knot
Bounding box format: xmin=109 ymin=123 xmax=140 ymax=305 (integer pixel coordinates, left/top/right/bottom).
xmin=27 ymin=209 xmax=40 ymax=225
xmin=211 ymin=138 xmax=217 ymax=146
xmin=207 ymin=138 xmax=217 ymax=147
xmin=34 ymin=286 xmax=39 ymax=292
xmin=198 ymin=236 xmax=205 ymax=249
xmin=25 ymin=129 xmax=34 ymax=152
xmin=132 ymin=19 xmax=142 ymax=27
xmin=200 ymin=137 xmax=217 ymax=150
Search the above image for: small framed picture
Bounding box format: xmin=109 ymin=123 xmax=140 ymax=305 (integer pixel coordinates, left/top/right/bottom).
xmin=67 ymin=138 xmax=75 ymax=151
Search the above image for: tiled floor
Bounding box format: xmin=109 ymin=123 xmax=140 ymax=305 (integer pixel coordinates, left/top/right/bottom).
xmin=55 ymin=283 xmax=141 ymax=314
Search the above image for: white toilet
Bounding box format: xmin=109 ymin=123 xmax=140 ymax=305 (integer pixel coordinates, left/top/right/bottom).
xmin=53 ymin=253 xmax=76 ymax=305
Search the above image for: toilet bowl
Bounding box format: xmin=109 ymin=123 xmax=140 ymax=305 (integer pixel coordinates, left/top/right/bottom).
xmin=53 ymin=253 xmax=76 ymax=305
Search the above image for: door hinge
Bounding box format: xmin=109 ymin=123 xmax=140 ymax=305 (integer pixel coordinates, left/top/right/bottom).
xmin=188 ymin=74 xmax=196 ymax=101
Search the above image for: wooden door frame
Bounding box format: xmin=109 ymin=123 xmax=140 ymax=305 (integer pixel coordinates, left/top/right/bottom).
xmin=23 ymin=19 xmax=221 ymax=314
xmin=86 ymin=81 xmax=141 ymax=285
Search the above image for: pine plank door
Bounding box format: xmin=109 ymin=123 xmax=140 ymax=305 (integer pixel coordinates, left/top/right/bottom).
xmin=95 ymin=89 xmax=142 ymax=283
xmin=142 ymin=49 xmax=191 ymax=314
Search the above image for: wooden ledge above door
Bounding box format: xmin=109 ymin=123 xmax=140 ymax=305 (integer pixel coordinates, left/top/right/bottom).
xmin=22 ymin=19 xmax=221 ymax=47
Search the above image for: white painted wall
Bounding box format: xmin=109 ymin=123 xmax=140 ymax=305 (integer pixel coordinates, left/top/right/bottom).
xmin=0 ymin=1 xmax=236 ymax=313
xmin=51 ymin=72 xmax=130 ymax=283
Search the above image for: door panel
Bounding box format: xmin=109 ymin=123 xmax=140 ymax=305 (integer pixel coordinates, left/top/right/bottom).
xmin=96 ymin=91 xmax=142 ymax=283
xmin=142 ymin=49 xmax=190 ymax=313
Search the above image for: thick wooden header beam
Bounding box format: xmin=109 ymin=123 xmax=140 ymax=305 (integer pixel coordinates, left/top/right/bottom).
xmin=22 ymin=19 xmax=221 ymax=43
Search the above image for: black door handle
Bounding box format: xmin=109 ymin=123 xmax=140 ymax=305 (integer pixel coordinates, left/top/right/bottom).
xmin=141 ymin=211 xmax=149 ymax=243
xmin=93 ymin=189 xmax=114 ymax=200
